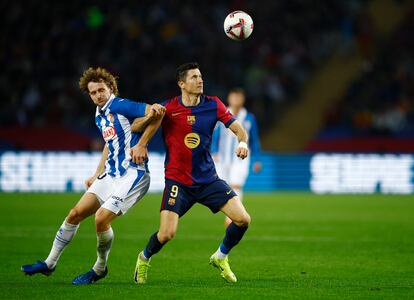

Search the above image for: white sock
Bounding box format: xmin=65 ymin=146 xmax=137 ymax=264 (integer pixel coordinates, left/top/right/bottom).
xmin=45 ymin=220 xmax=79 ymax=268
xmin=215 ymin=247 xmax=227 ymax=259
xmin=93 ymin=227 xmax=114 ymax=275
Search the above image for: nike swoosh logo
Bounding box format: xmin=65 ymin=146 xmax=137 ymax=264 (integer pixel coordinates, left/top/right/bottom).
xmin=226 ymin=190 xmax=232 ymax=194
xmin=171 ymin=112 xmax=182 ymax=116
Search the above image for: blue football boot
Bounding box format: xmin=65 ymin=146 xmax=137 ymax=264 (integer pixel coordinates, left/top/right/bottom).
xmin=21 ymin=260 xmax=55 ymax=276
xmin=72 ymin=267 xmax=108 ymax=285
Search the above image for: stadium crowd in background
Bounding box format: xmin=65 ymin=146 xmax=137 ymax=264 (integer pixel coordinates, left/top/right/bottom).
xmin=319 ymin=9 xmax=414 ymax=138
xmin=0 ymin=0 xmax=370 ymax=150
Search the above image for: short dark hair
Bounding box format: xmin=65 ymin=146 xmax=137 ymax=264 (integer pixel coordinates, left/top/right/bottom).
xmin=228 ymin=87 xmax=246 ymax=96
xmin=176 ymin=62 xmax=199 ymax=82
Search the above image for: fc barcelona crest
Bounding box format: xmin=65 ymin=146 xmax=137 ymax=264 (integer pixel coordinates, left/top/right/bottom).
xmin=168 ymin=198 xmax=176 ymax=206
xmin=187 ymin=115 xmax=196 ymax=125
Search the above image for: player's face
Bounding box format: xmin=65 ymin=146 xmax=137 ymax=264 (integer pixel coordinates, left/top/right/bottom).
xmin=88 ymin=81 xmax=112 ymax=107
xmin=228 ymin=92 xmax=245 ymax=109
xmin=180 ymin=69 xmax=203 ymax=95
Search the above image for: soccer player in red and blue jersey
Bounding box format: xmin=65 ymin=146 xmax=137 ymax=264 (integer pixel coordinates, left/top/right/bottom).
xmin=132 ymin=62 xmax=251 ymax=284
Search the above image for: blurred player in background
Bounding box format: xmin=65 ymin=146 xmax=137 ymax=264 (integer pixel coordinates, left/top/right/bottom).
xmin=212 ymin=88 xmax=262 ymax=227
xmin=21 ymin=67 xmax=165 ymax=285
xmin=132 ymin=62 xmax=251 ymax=284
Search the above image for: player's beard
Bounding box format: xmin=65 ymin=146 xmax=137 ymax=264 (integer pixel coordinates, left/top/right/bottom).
xmin=196 ymin=86 xmax=203 ymax=95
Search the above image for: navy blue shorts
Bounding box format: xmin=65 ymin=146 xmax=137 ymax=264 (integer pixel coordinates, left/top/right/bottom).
xmin=160 ymin=178 xmax=237 ymax=217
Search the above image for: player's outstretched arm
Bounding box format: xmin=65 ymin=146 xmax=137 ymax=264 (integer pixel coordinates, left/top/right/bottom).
xmin=85 ymin=145 xmax=109 ymax=188
xmin=130 ymin=106 xmax=165 ymax=164
xmin=131 ymin=104 xmax=165 ymax=133
xmin=228 ymin=120 xmax=249 ymax=160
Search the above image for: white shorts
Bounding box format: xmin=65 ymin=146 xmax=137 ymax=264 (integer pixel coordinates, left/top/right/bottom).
xmin=216 ymin=157 xmax=250 ymax=187
xmin=87 ymin=167 xmax=150 ymax=215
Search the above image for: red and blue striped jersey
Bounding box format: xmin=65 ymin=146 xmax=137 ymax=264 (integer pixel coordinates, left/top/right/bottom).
xmin=161 ymin=95 xmax=235 ymax=186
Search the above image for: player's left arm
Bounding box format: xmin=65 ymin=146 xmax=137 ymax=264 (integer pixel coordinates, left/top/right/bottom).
xmin=228 ymin=120 xmax=249 ymax=160
xmin=215 ymin=96 xmax=248 ymax=159
xmin=130 ymin=108 xmax=165 ymax=164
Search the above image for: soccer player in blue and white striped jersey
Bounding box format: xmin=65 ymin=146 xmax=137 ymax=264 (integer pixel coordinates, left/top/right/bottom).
xmin=21 ymin=67 xmax=164 ymax=285
xmin=212 ymin=88 xmax=262 ymax=227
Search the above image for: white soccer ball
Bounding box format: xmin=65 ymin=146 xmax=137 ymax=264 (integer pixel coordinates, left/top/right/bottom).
xmin=224 ymin=11 xmax=254 ymax=41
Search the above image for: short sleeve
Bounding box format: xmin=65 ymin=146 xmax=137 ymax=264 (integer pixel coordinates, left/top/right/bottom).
xmin=215 ymin=97 xmax=235 ymax=127
xmin=110 ymin=98 xmax=146 ymax=118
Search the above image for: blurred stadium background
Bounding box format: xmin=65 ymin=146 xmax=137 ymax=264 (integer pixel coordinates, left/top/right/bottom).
xmin=1 ymin=1 xmax=414 ymax=299
xmin=1 ymin=0 xmax=414 ymax=193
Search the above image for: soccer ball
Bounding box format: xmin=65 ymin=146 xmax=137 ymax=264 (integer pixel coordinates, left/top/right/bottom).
xmin=223 ymin=11 xmax=254 ymax=41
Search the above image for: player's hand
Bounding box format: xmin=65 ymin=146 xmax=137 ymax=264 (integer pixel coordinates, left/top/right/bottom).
xmin=85 ymin=174 xmax=98 ymax=189
xmin=149 ymin=104 xmax=166 ymax=119
xmin=253 ymin=162 xmax=262 ymax=173
xmin=235 ymin=146 xmax=248 ymax=160
xmin=130 ymin=144 xmax=148 ymax=164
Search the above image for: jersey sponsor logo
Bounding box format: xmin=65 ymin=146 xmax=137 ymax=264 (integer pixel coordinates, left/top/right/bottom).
xmin=111 ymin=195 xmax=123 ymax=202
xmin=168 ymin=197 xmax=176 ymax=206
xmin=103 ymin=126 xmax=116 ymax=141
xmin=187 ymin=115 xmax=196 ymax=125
xmin=226 ymin=190 xmax=232 ymax=195
xmin=184 ymin=133 xmax=200 ymax=149
xmin=171 ymin=112 xmax=182 ymax=116
xmin=112 ymin=201 xmax=119 ymax=207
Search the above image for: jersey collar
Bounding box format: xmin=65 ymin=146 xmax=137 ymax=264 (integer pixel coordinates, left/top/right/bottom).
xmin=178 ymin=95 xmax=205 ymax=107
xmin=99 ymin=94 xmax=115 ymax=113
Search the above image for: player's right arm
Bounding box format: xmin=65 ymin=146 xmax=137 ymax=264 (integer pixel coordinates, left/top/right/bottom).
xmin=130 ymin=106 xmax=166 ymax=163
xmin=214 ymin=96 xmax=248 ymax=160
xmin=85 ymin=145 xmax=109 ymax=188
xmin=130 ymin=104 xmax=165 ymax=132
xmin=110 ymin=98 xmax=165 ymax=125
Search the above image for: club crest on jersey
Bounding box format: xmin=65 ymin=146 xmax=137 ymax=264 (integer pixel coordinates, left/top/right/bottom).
xmin=168 ymin=198 xmax=176 ymax=206
xmin=187 ymin=115 xmax=196 ymax=125
xmin=103 ymin=126 xmax=116 ymax=141
xmin=184 ymin=132 xmax=200 ymax=149
xmin=107 ymin=114 xmax=115 ymax=124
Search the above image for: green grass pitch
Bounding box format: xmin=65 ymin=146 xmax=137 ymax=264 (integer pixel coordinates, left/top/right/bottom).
xmin=0 ymin=192 xmax=413 ymax=299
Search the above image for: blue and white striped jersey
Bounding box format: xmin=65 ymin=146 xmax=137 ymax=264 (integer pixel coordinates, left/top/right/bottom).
xmin=211 ymin=107 xmax=261 ymax=165
xmin=95 ymin=94 xmax=147 ymax=177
